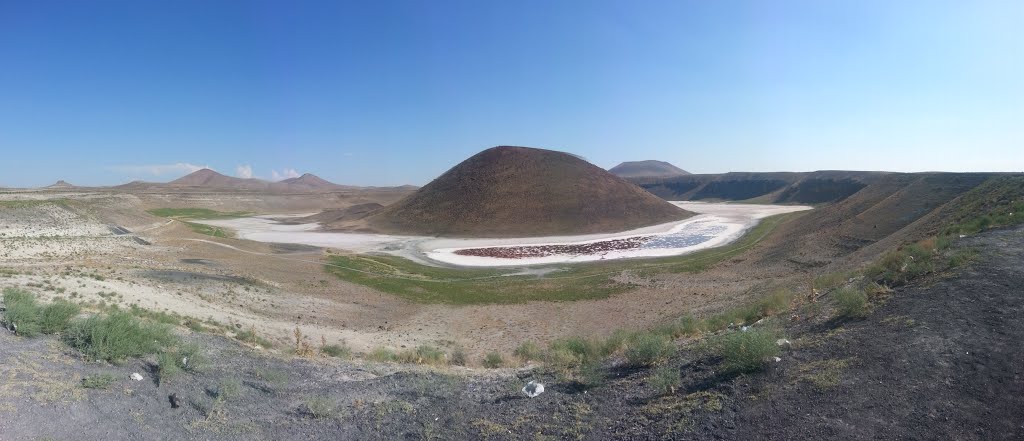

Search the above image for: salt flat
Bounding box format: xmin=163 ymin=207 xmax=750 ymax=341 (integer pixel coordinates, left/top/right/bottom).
xmin=196 ymin=202 xmax=811 ymax=267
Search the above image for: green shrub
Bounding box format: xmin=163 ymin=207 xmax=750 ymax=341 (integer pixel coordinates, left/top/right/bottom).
xmin=513 ymin=341 xmax=543 ymax=362
xmin=157 ymin=351 xmax=182 ymax=383
xmin=834 ymin=288 xmax=868 ymax=319
xmin=948 ymin=248 xmax=978 ymax=267
xmin=716 ymin=328 xmax=779 ymax=374
xmin=669 ymin=315 xmax=701 ymax=338
xmin=544 ymin=347 xmax=582 ymax=377
xmin=741 ymin=289 xmax=792 ymax=324
xmin=234 ymin=328 xmax=274 ymax=348
xmin=650 ymin=365 xmax=680 ymax=395
xmin=40 ymin=299 xmax=80 ymax=334
xmin=482 ymin=352 xmax=504 ymax=368
xmin=396 ymin=345 xmax=446 ymax=365
xmin=865 ymin=250 xmax=908 ymax=285
xmin=157 ymin=344 xmax=203 ymax=384
xmin=549 ymin=337 xmax=600 ymax=361
xmin=367 ymin=347 xmax=398 ymax=362
xmin=814 ymin=272 xmax=850 ymax=292
xmin=2 ymin=289 xmax=80 ymax=337
xmin=321 ymin=343 xmax=351 ymax=358
xmin=600 ymin=330 xmax=629 ymax=356
xmin=450 ymin=347 xmax=468 ymax=366
xmin=577 ymin=358 xmax=605 ymax=387
xmin=63 ymin=311 xmax=176 ymax=362
xmin=3 ymin=288 xmax=43 ymax=336
xmin=81 ymin=373 xmax=117 ymax=389
xmin=624 ymin=333 xmax=674 ymax=367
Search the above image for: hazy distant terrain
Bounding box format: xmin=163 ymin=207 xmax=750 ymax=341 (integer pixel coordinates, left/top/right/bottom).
xmin=609 ymin=160 xmax=690 ymax=178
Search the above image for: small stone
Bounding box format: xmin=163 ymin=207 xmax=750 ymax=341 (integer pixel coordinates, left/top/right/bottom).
xmin=130 ymin=372 xmax=143 ymax=381
xmin=776 ymin=339 xmax=791 ymax=346
xmin=773 ymin=357 xmax=782 ymax=362
xmin=522 ymin=380 xmax=544 ymax=398
xmin=169 ymin=393 xmax=181 ymax=409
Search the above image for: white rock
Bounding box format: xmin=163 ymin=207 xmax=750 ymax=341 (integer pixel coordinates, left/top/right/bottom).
xmin=773 ymin=357 xmax=782 ymax=362
xmin=522 ymin=380 xmax=544 ymax=398
xmin=776 ymin=339 xmax=791 ymax=346
xmin=741 ymin=326 xmax=750 ymax=332
xmin=130 ymin=372 xmax=143 ymax=381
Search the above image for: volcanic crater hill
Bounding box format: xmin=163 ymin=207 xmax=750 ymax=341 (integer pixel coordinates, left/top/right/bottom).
xmin=608 ymin=160 xmax=690 ymax=178
xmin=364 ymin=146 xmax=693 ymax=237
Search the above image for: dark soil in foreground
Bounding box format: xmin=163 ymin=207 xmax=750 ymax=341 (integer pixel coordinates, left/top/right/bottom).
xmin=2 ymin=226 xmax=1023 ymax=440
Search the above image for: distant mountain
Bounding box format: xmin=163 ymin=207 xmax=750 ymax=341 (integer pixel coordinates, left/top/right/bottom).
xmin=609 ymin=160 xmax=690 ymax=179
xmin=168 ymin=169 xmax=266 ymax=190
xmin=165 ymin=169 xmax=356 ymax=192
xmin=278 ymin=173 xmax=349 ymax=191
xmin=366 ymin=146 xmax=692 ymax=237
xmin=45 ymin=180 xmax=76 ymax=188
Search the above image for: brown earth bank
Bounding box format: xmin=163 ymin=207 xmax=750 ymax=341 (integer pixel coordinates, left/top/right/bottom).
xmin=364 ymin=146 xmax=693 ymax=237
xmin=2 ymin=225 xmax=1021 ymax=440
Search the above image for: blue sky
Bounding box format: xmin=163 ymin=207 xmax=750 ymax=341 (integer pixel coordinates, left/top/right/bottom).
xmin=1 ymin=0 xmax=1021 ymax=187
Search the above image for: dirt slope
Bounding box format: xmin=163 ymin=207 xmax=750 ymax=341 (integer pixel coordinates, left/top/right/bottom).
xmin=722 ymin=226 xmax=1024 ymax=440
xmin=366 ymin=146 xmax=692 ymax=237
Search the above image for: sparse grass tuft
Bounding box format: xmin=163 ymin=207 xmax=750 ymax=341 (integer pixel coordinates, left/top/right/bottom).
xmin=482 ymin=352 xmax=504 ymax=368
xmin=321 ymin=343 xmax=352 ymax=359
xmin=63 ymin=311 xmax=177 ymax=363
xmin=2 ymin=289 xmax=81 ymax=337
xmin=157 ymin=343 xmax=204 ymax=383
xmin=234 ymin=328 xmax=274 ymax=349
xmin=81 ymin=373 xmax=117 ymax=389
xmin=513 ymin=342 xmax=543 ymax=363
xmin=797 ymin=358 xmax=850 ymax=390
xmin=39 ymin=299 xmax=81 ymax=334
xmin=303 ymin=396 xmax=336 ymax=419
xmin=650 ymin=365 xmax=680 ymax=395
xmin=715 ymin=328 xmax=779 ymax=374
xmin=624 ymin=333 xmax=674 ymax=367
xmin=449 ymin=347 xmax=468 ymax=366
xmin=396 ymin=345 xmax=447 ymax=365
xmin=367 ymin=347 xmax=398 ymax=363
xmin=834 ymin=288 xmax=868 ymax=318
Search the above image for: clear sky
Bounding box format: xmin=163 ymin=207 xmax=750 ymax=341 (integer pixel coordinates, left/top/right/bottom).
xmin=1 ymin=0 xmax=1021 ymax=187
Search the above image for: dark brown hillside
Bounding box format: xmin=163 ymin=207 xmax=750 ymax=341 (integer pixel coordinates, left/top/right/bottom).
xmin=633 ymin=171 xmax=889 ymax=203
xmin=366 ymin=146 xmax=692 ymax=237
xmin=747 ymin=172 xmax=995 ymax=268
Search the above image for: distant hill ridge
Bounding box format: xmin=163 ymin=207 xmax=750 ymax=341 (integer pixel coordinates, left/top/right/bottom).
xmin=365 ymin=146 xmax=693 ymax=237
xmin=165 ymin=169 xmax=352 ymax=192
xmin=609 ymin=160 xmax=690 ymax=178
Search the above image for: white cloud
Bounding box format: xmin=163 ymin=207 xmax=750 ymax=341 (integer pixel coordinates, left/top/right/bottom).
xmin=235 ymin=164 xmax=253 ymax=179
xmin=108 ymin=162 xmax=210 ymax=177
xmin=271 ymin=168 xmax=301 ymax=181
